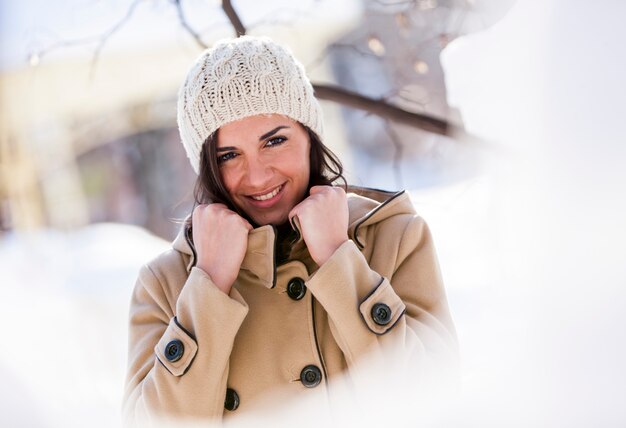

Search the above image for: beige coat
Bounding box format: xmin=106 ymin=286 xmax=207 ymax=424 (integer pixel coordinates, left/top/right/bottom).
xmin=122 ymin=187 xmax=457 ymax=426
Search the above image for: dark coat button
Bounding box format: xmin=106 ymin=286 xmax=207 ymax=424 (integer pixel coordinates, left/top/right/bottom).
xmin=287 ymin=277 xmax=307 ymax=300
xmin=300 ymin=365 xmax=322 ymax=388
xmin=164 ymin=339 xmax=184 ymax=362
xmin=371 ymin=303 xmax=392 ymax=326
xmin=224 ymin=388 xmax=240 ymax=411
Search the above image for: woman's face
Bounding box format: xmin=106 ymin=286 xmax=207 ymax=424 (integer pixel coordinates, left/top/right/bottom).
xmin=216 ymin=114 xmax=311 ymax=226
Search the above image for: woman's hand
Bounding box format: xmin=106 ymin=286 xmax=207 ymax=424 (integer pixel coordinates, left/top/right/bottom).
xmin=289 ymin=186 xmax=349 ymax=266
xmin=192 ymin=203 xmax=252 ymax=294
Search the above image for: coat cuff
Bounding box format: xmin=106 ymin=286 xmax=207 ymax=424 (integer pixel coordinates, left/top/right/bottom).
xmin=359 ymin=278 xmax=406 ymax=335
xmin=306 ymin=240 xmax=405 ymax=336
xmin=171 ymin=267 xmax=249 ymax=367
xmin=154 ymin=316 xmax=198 ymax=377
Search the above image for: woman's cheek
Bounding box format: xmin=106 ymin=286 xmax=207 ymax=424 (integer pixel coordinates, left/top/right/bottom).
xmin=220 ymin=167 xmax=239 ymax=194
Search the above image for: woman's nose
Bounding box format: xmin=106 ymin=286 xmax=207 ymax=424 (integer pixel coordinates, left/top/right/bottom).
xmin=244 ymin=157 xmax=272 ymax=187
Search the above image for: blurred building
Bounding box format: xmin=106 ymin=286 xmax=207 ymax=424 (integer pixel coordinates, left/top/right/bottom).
xmin=0 ymin=46 xmax=194 ymax=239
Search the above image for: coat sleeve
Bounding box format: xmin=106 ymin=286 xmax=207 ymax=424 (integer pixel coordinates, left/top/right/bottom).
xmin=305 ymin=215 xmax=458 ymax=388
xmin=122 ymin=263 xmax=249 ymax=427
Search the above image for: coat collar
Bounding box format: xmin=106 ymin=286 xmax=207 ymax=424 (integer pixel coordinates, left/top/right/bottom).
xmin=346 ymin=186 xmax=415 ymax=249
xmin=173 ymin=222 xmax=278 ymax=289
xmin=171 ymin=186 xmax=415 ymax=288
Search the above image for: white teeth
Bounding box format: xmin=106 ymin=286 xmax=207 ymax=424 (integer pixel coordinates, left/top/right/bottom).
xmin=251 ymin=185 xmax=281 ymax=201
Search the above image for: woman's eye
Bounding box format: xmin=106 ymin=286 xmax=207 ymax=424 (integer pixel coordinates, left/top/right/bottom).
xmin=266 ymin=136 xmax=286 ymax=147
xmin=217 ymin=152 xmax=237 ymax=164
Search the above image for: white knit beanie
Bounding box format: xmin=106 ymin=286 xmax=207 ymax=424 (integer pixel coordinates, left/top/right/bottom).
xmin=177 ymin=36 xmax=324 ymax=174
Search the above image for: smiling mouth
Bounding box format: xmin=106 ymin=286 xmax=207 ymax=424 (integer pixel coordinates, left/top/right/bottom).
xmin=249 ymin=184 xmax=283 ymax=201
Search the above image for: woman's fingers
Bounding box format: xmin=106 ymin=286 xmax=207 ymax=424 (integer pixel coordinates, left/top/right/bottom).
xmin=292 ymin=186 xmax=349 ymax=266
xmin=192 ymin=203 xmax=251 ymax=293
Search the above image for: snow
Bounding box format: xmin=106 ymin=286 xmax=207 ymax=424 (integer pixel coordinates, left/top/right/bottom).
xmin=0 ymin=224 xmax=169 ymax=427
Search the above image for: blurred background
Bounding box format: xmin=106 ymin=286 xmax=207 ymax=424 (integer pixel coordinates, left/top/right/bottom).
xmin=1 ymin=0 xmax=625 ymax=426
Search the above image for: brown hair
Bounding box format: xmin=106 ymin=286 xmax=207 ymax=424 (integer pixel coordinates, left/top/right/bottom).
xmin=192 ymin=126 xmax=346 ymax=226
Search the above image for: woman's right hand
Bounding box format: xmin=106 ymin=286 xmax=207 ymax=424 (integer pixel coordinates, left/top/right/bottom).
xmin=192 ymin=203 xmax=252 ymax=294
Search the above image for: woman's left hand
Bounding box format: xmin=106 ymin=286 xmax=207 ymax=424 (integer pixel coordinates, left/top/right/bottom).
xmin=289 ymin=185 xmax=349 ymax=266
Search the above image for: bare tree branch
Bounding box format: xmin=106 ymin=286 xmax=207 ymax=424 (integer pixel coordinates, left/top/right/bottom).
xmin=174 ymin=0 xmax=209 ymax=49
xmin=222 ymin=0 xmax=246 ymax=37
xmin=30 ymin=0 xmax=145 ymax=80
xmin=88 ymin=0 xmax=145 ymax=80
xmin=313 ymin=83 xmax=457 ymax=137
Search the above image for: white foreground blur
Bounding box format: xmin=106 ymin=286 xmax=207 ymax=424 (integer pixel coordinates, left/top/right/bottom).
xmin=2 ymin=0 xmax=626 ymax=426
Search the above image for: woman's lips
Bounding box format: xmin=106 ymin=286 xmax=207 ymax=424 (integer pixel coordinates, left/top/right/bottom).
xmin=250 ymin=185 xmax=282 ymax=201
xmin=245 ymin=184 xmax=285 ymax=208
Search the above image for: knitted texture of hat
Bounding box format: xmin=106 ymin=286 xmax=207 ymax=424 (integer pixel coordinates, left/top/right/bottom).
xmin=177 ymin=36 xmax=324 ymax=174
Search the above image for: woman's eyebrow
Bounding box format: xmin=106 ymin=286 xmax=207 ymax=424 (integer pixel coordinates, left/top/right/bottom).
xmin=216 ymin=146 xmax=237 ymax=152
xmin=259 ymin=126 xmax=289 ymax=141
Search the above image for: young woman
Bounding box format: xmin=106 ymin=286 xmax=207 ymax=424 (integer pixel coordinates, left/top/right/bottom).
xmin=123 ymin=36 xmax=457 ymax=426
